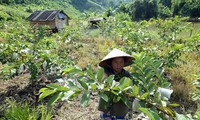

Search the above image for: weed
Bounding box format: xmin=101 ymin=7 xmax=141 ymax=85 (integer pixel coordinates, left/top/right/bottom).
xmin=1 ymin=99 xmax=52 ymax=120
xmin=168 ymin=52 xmax=200 ymax=113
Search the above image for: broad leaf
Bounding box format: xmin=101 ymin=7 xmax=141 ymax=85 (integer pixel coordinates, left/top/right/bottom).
xmin=70 ymin=89 xmax=82 ymax=100
xmin=97 ymin=68 xmax=104 ymax=82
xmin=133 ymin=85 xmax=139 ymax=96
xmin=99 ymin=92 xmax=108 ymax=102
xmin=139 ymin=107 xmax=162 ymax=120
xmin=67 ymin=81 xmax=75 ymax=88
xmin=77 ymin=79 xmax=88 ymax=90
xmin=142 ymin=55 xmax=150 ymax=64
xmin=161 ymin=82 xmax=171 ymax=88
xmin=119 ymin=77 xmax=131 ymax=90
xmin=47 ymin=84 xmax=69 ymax=92
xmin=39 ymin=88 xmax=49 ymax=93
xmin=47 ymin=84 xmax=59 ymax=89
xmin=175 ymin=112 xmax=191 ymax=120
xmin=62 ymin=67 xmax=83 ymax=75
xmin=62 ymin=90 xmax=75 ymax=101
xmin=87 ymin=79 xmax=95 ymax=83
xmin=144 ymin=67 xmax=153 ymax=83
xmin=98 ymin=83 xmax=104 ymax=90
xmin=121 ymin=95 xmax=131 ymax=108
xmin=48 ymin=92 xmax=63 ymax=106
xmin=140 ymin=92 xmax=149 ymax=99
xmin=153 ymin=60 xmax=163 ymax=68
xmin=132 ymin=73 xmax=141 ymax=80
xmin=105 ymin=75 xmax=114 ymax=85
xmin=122 ymin=86 xmax=132 ymax=92
xmin=90 ymin=83 xmax=97 ymax=90
xmin=81 ymin=91 xmax=90 ymax=107
xmin=148 ymin=82 xmax=157 ymax=92
xmin=39 ymin=89 xmax=56 ymax=101
xmin=111 ymin=91 xmax=119 ymax=96
xmin=86 ymin=65 xmax=95 ymax=79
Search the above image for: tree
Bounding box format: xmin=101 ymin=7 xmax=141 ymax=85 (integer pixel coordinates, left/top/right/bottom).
xmin=171 ymin=0 xmax=200 ymax=18
xmin=128 ymin=0 xmax=158 ymax=21
xmin=160 ymin=0 xmax=172 ymax=7
xmin=158 ymin=4 xmax=173 ymax=18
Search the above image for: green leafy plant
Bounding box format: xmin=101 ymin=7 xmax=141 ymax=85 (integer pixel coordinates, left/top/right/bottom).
xmin=0 ymin=22 xmax=75 ymax=80
xmin=39 ymin=53 xmax=180 ymax=119
xmin=154 ymin=16 xmax=190 ymax=42
xmin=1 ymin=99 xmax=52 ymax=120
xmin=191 ymin=74 xmax=200 ymax=102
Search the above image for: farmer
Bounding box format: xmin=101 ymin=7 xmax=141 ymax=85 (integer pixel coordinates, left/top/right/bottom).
xmin=98 ymin=48 xmax=134 ymax=120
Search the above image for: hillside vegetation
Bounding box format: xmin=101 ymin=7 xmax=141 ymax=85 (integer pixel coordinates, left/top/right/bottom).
xmin=0 ymin=0 xmax=127 ymax=20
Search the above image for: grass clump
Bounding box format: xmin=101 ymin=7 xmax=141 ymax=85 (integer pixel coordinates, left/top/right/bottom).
xmin=1 ymin=99 xmax=52 ymax=120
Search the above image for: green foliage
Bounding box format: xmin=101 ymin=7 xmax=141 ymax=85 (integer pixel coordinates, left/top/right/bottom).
xmin=114 ymin=12 xmax=131 ymax=22
xmin=171 ymin=0 xmax=200 ymax=17
xmin=191 ymin=74 xmax=200 ymax=101
xmin=0 ymin=5 xmax=29 ymax=21
xmin=0 ymin=11 xmax=10 ymax=21
xmin=39 ymin=54 xmax=179 ymax=119
xmin=0 ymin=21 xmax=75 ymax=80
xmin=96 ymin=16 xmax=198 ymax=69
xmin=194 ymin=104 xmax=200 ymax=119
xmin=0 ymin=1 xmax=199 ymax=119
xmin=116 ymin=3 xmax=130 ymax=13
xmin=130 ymin=53 xmax=176 ymax=119
xmin=119 ymin=17 xmax=197 ymax=68
xmin=90 ymin=0 xmax=125 ymax=8
xmin=116 ymin=0 xmax=200 ymax=20
xmin=139 ymin=108 xmax=162 ymax=120
xmin=1 ymin=99 xmax=52 ymax=120
xmin=116 ymin=0 xmax=159 ymax=21
xmin=160 ymin=0 xmax=172 ymax=8
xmin=149 ymin=17 xmax=196 ymax=67
xmin=154 ymin=16 xmax=189 ymax=41
xmin=158 ymin=4 xmax=173 ymax=18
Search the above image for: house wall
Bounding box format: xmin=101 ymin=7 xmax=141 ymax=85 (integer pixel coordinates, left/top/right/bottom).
xmin=30 ymin=21 xmax=56 ymax=29
xmin=55 ymin=16 xmax=69 ymax=30
xmin=55 ymin=17 xmax=67 ymax=30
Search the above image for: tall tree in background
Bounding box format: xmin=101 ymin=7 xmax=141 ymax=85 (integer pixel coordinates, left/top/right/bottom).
xmin=105 ymin=7 xmax=113 ymax=17
xmin=158 ymin=0 xmax=172 ymax=18
xmin=160 ymin=0 xmax=172 ymax=8
xmin=171 ymin=0 xmax=200 ymax=18
xmin=117 ymin=3 xmax=130 ymax=13
xmin=188 ymin=0 xmax=200 ymax=17
xmin=128 ymin=0 xmax=158 ymax=21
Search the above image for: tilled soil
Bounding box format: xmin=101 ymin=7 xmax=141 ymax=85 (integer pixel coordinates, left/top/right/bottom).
xmin=52 ymin=95 xmax=100 ymax=120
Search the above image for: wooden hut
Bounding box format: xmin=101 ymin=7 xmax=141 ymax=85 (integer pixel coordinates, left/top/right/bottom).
xmin=88 ymin=17 xmax=106 ymax=27
xmin=27 ymin=10 xmax=70 ymax=32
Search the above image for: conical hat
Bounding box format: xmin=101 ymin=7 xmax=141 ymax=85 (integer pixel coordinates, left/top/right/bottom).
xmin=99 ymin=48 xmax=133 ymax=67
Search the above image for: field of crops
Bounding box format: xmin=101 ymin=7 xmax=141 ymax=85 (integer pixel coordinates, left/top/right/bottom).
xmin=0 ymin=16 xmax=200 ymax=119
